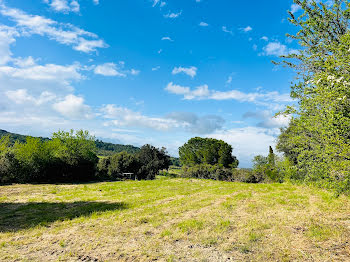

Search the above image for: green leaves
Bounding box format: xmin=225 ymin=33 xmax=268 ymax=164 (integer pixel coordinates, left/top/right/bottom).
xmin=179 ymin=137 xmax=238 ymax=168
xmin=277 ymin=0 xmax=350 ymax=193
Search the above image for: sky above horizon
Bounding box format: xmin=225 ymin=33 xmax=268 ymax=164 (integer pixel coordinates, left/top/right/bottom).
xmin=0 ymin=0 xmax=301 ymax=167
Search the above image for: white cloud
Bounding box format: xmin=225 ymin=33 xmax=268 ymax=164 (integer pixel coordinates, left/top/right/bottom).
xmin=243 ymin=110 xmax=291 ymax=128
xmin=241 ymin=26 xmax=252 ymax=32
xmin=152 ymin=0 xmax=160 ymax=7
xmin=164 ymin=11 xmax=182 ymax=18
xmin=101 ymin=105 xmax=224 ymax=134
xmin=94 ymin=63 xmax=126 ymax=77
xmin=209 ymin=127 xmax=280 ymax=167
xmin=93 ymin=0 xmax=99 ymax=5
xmin=130 ymin=69 xmax=140 ymax=75
xmin=161 ymin=36 xmax=173 ymax=41
xmin=53 ymin=94 xmax=93 ymax=119
xmin=152 ymin=66 xmax=160 ymax=71
xmin=222 ymin=26 xmax=233 ymax=35
xmin=226 ymin=76 xmax=232 ymax=84
xmin=93 ymin=62 xmax=139 ymax=77
xmin=260 ymin=36 xmax=268 ymax=41
xmin=101 ymin=104 xmax=182 ymax=131
xmin=0 ymin=62 xmax=82 ymax=84
xmin=165 ymin=82 xmax=190 ymax=95
xmin=5 ymin=89 xmax=56 ymax=105
xmin=172 ymin=66 xmax=197 ymax=78
xmin=43 ymin=0 xmax=80 ymax=13
xmin=290 ymin=4 xmax=302 ymax=14
xmin=167 ymin=112 xmax=224 ymax=134
xmin=165 ymin=82 xmax=293 ymax=105
xmin=0 ymin=3 xmax=107 ymax=53
xmin=262 ymin=42 xmax=298 ymax=56
xmin=0 ymin=25 xmax=18 ymax=65
xmin=199 ymin=22 xmax=208 ymax=27
xmin=13 ymin=56 xmax=36 ymax=67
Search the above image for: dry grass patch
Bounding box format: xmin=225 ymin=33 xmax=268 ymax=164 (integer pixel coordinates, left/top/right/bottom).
xmin=0 ymin=177 xmax=350 ymax=261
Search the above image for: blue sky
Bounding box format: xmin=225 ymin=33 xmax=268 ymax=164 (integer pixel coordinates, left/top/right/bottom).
xmin=0 ymin=0 xmax=301 ymax=167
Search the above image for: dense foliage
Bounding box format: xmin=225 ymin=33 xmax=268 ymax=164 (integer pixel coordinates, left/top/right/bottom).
xmin=179 ymin=137 xmax=239 ymax=168
xmin=178 ymin=164 xmax=264 ymax=183
xmin=0 ymin=130 xmax=98 ymax=184
xmin=0 ymin=130 xmax=170 ymax=184
xmin=275 ymin=0 xmax=350 ymax=194
xmin=0 ymin=129 xmax=140 ymax=157
xmin=97 ymin=144 xmax=171 ymax=181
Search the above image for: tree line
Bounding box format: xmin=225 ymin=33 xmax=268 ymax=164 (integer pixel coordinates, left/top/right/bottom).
xmin=0 ymin=130 xmax=171 ymax=184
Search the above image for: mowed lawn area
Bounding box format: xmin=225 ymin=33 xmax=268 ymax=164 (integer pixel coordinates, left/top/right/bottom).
xmin=1 ymin=177 xmax=350 ymax=261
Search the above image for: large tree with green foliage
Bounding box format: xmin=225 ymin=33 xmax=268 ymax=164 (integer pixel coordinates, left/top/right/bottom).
xmin=277 ymin=0 xmax=350 ymax=192
xmin=179 ymin=137 xmax=239 ymax=168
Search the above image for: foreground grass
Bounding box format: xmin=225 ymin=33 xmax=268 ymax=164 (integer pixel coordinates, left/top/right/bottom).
xmin=0 ymin=178 xmax=350 ymax=261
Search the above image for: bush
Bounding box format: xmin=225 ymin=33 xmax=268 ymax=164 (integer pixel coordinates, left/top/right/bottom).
xmin=181 ymin=164 xmax=233 ymax=181
xmin=136 ymin=145 xmax=171 ymax=180
xmin=232 ymin=169 xmax=264 ymax=183
xmin=107 ymin=152 xmax=140 ymax=180
xmin=0 ymin=130 xmax=99 ymax=184
xmin=96 ymin=145 xmax=172 ymax=181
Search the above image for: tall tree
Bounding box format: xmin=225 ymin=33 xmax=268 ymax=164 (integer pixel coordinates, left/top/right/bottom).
xmin=179 ymin=137 xmax=239 ymax=168
xmin=277 ymin=0 xmax=350 ymax=192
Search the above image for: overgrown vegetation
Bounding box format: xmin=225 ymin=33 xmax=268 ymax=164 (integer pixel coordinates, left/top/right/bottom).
xmin=271 ymin=0 xmax=350 ymax=194
xmin=98 ymin=144 xmax=171 ymax=181
xmin=0 ymin=129 xmax=141 ymax=156
xmin=0 ymin=130 xmax=170 ymax=184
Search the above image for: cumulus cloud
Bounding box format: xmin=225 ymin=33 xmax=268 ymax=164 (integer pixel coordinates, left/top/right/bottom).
xmin=0 ymin=3 xmax=107 ymax=53
xmin=53 ymin=94 xmax=93 ymax=119
xmin=93 ymin=62 xmax=139 ymax=77
xmin=43 ymin=0 xmax=80 ymax=13
xmin=93 ymin=0 xmax=99 ymax=5
xmin=209 ymin=127 xmax=280 ymax=167
xmin=101 ymin=104 xmax=182 ymax=131
xmin=0 ymin=25 xmax=18 ymax=65
xmin=262 ymin=42 xmax=298 ymax=57
xmin=5 ymin=89 xmax=56 ymax=105
xmin=172 ymin=66 xmax=197 ymax=78
xmin=0 ymin=62 xmax=83 ymax=88
xmin=199 ymin=22 xmax=208 ymax=27
xmin=94 ymin=63 xmax=126 ymax=77
xmin=240 ymin=26 xmax=252 ymax=32
xmin=243 ymin=110 xmax=290 ymax=128
xmin=167 ymin=112 xmax=225 ymax=134
xmin=101 ymin=104 xmax=224 ymax=134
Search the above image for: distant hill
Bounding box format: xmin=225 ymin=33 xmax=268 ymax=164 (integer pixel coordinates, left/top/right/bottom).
xmin=0 ymin=129 xmax=140 ymax=156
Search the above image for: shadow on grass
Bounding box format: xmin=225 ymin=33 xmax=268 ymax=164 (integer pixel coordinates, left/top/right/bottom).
xmin=0 ymin=201 xmax=128 ymax=232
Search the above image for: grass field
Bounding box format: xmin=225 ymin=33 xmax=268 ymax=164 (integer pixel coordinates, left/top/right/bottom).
xmin=1 ymin=177 xmax=350 ymax=261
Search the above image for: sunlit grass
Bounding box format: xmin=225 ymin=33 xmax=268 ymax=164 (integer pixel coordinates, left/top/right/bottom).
xmin=0 ymin=177 xmax=349 ymax=261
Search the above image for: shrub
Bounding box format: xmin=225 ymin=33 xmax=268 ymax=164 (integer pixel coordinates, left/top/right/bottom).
xmin=181 ymin=164 xmax=233 ymax=181
xmin=96 ymin=157 xmax=110 ymax=180
xmin=0 ymin=130 xmax=99 ymax=184
xmin=232 ymin=169 xmax=264 ymax=183
xmin=136 ymin=145 xmax=171 ymax=180
xmin=108 ymin=152 xmax=140 ymax=180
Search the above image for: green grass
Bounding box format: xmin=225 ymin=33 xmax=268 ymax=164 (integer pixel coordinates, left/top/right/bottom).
xmin=0 ymin=177 xmax=349 ymax=261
